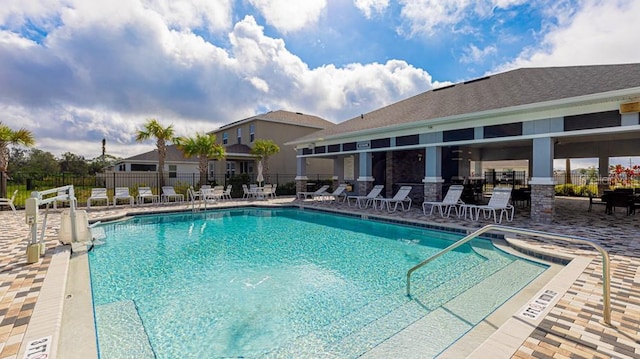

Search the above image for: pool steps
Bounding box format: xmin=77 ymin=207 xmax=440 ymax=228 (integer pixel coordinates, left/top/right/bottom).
xmin=94 ymin=300 xmax=155 ymax=359
xmin=265 ymin=245 xmax=545 ymax=358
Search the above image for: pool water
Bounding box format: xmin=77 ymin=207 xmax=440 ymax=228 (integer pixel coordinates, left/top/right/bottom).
xmin=88 ymin=208 xmax=546 ymax=358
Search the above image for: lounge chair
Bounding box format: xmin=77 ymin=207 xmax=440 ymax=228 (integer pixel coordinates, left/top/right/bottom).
xmin=374 ymin=186 xmax=413 ymax=212
xmin=161 ymin=186 xmax=184 ymax=203
xmin=113 ymin=187 xmax=134 ymax=206
xmin=137 ymin=187 xmax=160 ymax=205
xmin=422 ymin=185 xmax=464 ymax=217
xmin=242 ymin=184 xmax=254 ymax=199
xmin=0 ymin=189 xmax=18 ymax=213
xmin=87 ymin=188 xmax=110 ymax=208
xmin=297 ymin=185 xmax=330 ymax=200
xmin=347 ymin=185 xmax=384 ymax=209
xmin=317 ymin=184 xmax=348 ymax=203
xmin=464 ymin=188 xmax=514 ymax=223
xmin=223 ymin=185 xmax=233 ymax=200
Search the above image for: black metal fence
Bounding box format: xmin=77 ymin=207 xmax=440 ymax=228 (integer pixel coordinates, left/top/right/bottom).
xmin=4 ymin=172 xmax=334 ymax=208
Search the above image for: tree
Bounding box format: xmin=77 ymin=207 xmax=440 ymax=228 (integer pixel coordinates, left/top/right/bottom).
xmin=175 ymin=133 xmax=225 ymax=186
xmin=135 ymin=119 xmax=175 ymax=187
xmin=26 ymin=149 xmax=60 ymax=174
xmin=59 ymin=152 xmax=89 ymax=175
xmin=250 ymin=139 xmax=280 ymax=183
xmin=0 ymin=122 xmax=35 ymax=197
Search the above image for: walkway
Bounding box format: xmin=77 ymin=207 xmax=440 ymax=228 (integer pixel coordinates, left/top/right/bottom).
xmin=0 ymin=196 xmax=638 ymax=358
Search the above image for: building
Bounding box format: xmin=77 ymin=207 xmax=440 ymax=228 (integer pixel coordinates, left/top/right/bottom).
xmin=286 ymin=63 xmax=640 ymax=223
xmin=111 ymin=110 xmax=335 ymax=189
xmin=208 ymin=110 xmax=334 ymax=185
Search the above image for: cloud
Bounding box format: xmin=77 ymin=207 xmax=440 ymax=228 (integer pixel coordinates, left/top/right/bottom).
xmin=248 ymin=0 xmax=327 ymax=34
xmin=460 ymin=44 xmax=498 ymax=64
xmin=497 ymin=0 xmax=640 ymax=70
xmin=0 ymin=5 xmax=437 ymax=158
xmin=353 ymin=0 xmax=390 ymax=18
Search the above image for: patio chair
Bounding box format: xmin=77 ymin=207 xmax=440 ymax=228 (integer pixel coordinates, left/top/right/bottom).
xmin=161 ymin=186 xmax=184 ymax=203
xmin=223 ymin=184 xmax=233 ymax=200
xmin=242 ymin=184 xmax=254 ymax=199
xmin=87 ymin=188 xmax=110 ymax=208
xmin=202 ymin=186 xmax=224 ymax=202
xmin=113 ymin=187 xmax=134 ymax=206
xmin=0 ymin=189 xmax=18 ymax=213
xmin=422 ymin=185 xmax=464 ymax=217
xmin=317 ymin=184 xmax=348 ymax=203
xmin=464 ymin=188 xmax=514 ymax=223
xmin=137 ymin=187 xmax=160 ymax=205
xmin=347 ymin=185 xmax=384 ymax=209
xmin=297 ymin=185 xmax=330 ymax=200
xmin=375 ymin=186 xmax=413 ymax=212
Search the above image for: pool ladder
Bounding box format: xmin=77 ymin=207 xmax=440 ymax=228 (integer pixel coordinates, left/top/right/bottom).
xmin=406 ymin=224 xmax=612 ymax=326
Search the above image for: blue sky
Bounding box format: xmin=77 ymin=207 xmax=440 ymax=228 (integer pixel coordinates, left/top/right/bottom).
xmin=1 ymin=0 xmax=639 ymax=164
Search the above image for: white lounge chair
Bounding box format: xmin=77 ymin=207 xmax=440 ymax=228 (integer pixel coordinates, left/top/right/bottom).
xmin=87 ymin=188 xmax=109 ymax=208
xmin=375 ymin=186 xmax=413 ymax=212
xmin=223 ymin=184 xmax=233 ymax=200
xmin=161 ymin=186 xmax=184 ymax=203
xmin=297 ymin=185 xmax=330 ymax=200
xmin=464 ymin=188 xmax=514 ymax=223
xmin=137 ymin=187 xmax=160 ymax=205
xmin=422 ymin=185 xmax=464 ymax=217
xmin=113 ymin=187 xmax=134 ymax=206
xmin=0 ymin=189 xmax=18 ymax=213
xmin=317 ymin=184 xmax=348 ymax=203
xmin=347 ymin=185 xmax=384 ymax=209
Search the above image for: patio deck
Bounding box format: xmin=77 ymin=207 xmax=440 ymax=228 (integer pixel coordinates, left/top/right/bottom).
xmin=0 ymin=196 xmax=638 ymax=358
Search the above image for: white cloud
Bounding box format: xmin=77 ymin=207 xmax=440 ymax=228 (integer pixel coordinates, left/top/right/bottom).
xmin=0 ymin=6 xmax=437 ymax=158
xmin=248 ymin=0 xmax=327 ymax=34
xmin=497 ymin=0 xmax=640 ymax=70
xmin=353 ymin=0 xmax=390 ymax=18
xmin=460 ymin=44 xmax=497 ymax=64
xmin=141 ymin=0 xmax=233 ymax=33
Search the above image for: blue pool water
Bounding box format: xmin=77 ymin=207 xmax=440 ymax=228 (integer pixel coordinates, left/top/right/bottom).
xmin=88 ymin=208 xmax=546 ymax=358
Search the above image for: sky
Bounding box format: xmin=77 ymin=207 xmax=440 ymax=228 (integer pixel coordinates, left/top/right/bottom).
xmin=1 ymin=0 xmax=640 ymax=166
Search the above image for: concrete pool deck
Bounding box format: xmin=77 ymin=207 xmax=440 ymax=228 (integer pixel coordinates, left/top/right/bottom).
xmin=0 ymin=196 xmax=638 ymax=358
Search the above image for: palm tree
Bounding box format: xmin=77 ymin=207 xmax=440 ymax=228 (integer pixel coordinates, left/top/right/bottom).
xmin=135 ymin=119 xmax=175 ymax=187
xmin=175 ymin=133 xmax=225 ymax=186
xmin=0 ymin=122 xmax=35 ymax=197
xmin=250 ymin=139 xmax=280 ymax=183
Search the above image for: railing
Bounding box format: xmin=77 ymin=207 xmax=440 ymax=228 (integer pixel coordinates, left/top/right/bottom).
xmin=406 ymin=225 xmax=612 ymax=325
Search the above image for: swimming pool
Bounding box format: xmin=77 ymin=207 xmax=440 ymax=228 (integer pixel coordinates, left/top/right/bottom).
xmin=88 ymin=208 xmax=547 ymax=358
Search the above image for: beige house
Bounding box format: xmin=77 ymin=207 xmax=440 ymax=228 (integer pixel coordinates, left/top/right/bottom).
xmin=208 ymin=110 xmax=334 ymax=184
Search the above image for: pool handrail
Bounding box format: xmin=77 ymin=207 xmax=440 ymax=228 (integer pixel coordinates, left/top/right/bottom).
xmin=405 ymin=224 xmax=612 ymax=326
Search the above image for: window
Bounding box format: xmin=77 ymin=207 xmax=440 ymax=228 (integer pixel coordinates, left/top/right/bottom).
xmin=131 ymin=164 xmax=156 ymax=171
xmin=169 ymin=165 xmax=177 ymax=178
xmin=118 ymin=163 xmax=126 ymax=171
xmin=208 ymin=162 xmax=215 ymax=179
xmin=222 ymin=132 xmax=228 ymax=144
xmin=226 ymin=162 xmax=235 ymax=176
xmin=249 ymin=124 xmax=255 ymax=143
xmin=237 ymin=128 xmax=242 ymax=144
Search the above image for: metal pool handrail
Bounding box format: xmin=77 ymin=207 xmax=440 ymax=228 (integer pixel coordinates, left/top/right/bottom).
xmin=406 ymin=224 xmax=612 ymax=325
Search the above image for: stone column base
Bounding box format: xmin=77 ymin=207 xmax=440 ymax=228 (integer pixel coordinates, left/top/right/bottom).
xmin=530 ymin=184 xmax=555 ymax=224
xmin=295 ymin=178 xmax=308 ymax=194
xmin=357 ymin=180 xmax=374 ymax=196
xmin=423 ymin=182 xmax=443 ymax=202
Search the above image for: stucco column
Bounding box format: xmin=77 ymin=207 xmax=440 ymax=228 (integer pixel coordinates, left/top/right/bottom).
xmin=295 ymin=149 xmax=308 ymax=194
xmin=530 ymin=137 xmax=556 ymax=223
xmin=423 ymin=146 xmax=444 ymax=201
xmin=357 ymin=152 xmax=374 ymax=195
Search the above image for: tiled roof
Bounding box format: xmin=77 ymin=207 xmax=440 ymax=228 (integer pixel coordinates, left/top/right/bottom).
xmin=122 ymin=144 xmax=197 ymax=162
xmin=216 ymin=110 xmax=334 ymax=131
xmin=293 ymin=63 xmax=640 ymax=142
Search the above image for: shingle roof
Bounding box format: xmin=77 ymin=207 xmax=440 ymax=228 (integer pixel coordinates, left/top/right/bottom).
xmin=293 ymin=63 xmax=640 ymax=142
xmin=123 ymin=144 xmax=197 ymax=162
xmin=216 ymin=110 xmax=333 ymax=131
xmin=225 ymin=144 xmax=252 ymax=155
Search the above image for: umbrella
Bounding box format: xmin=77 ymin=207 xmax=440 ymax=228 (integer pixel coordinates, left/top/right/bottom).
xmin=256 ymin=160 xmax=264 ymax=186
